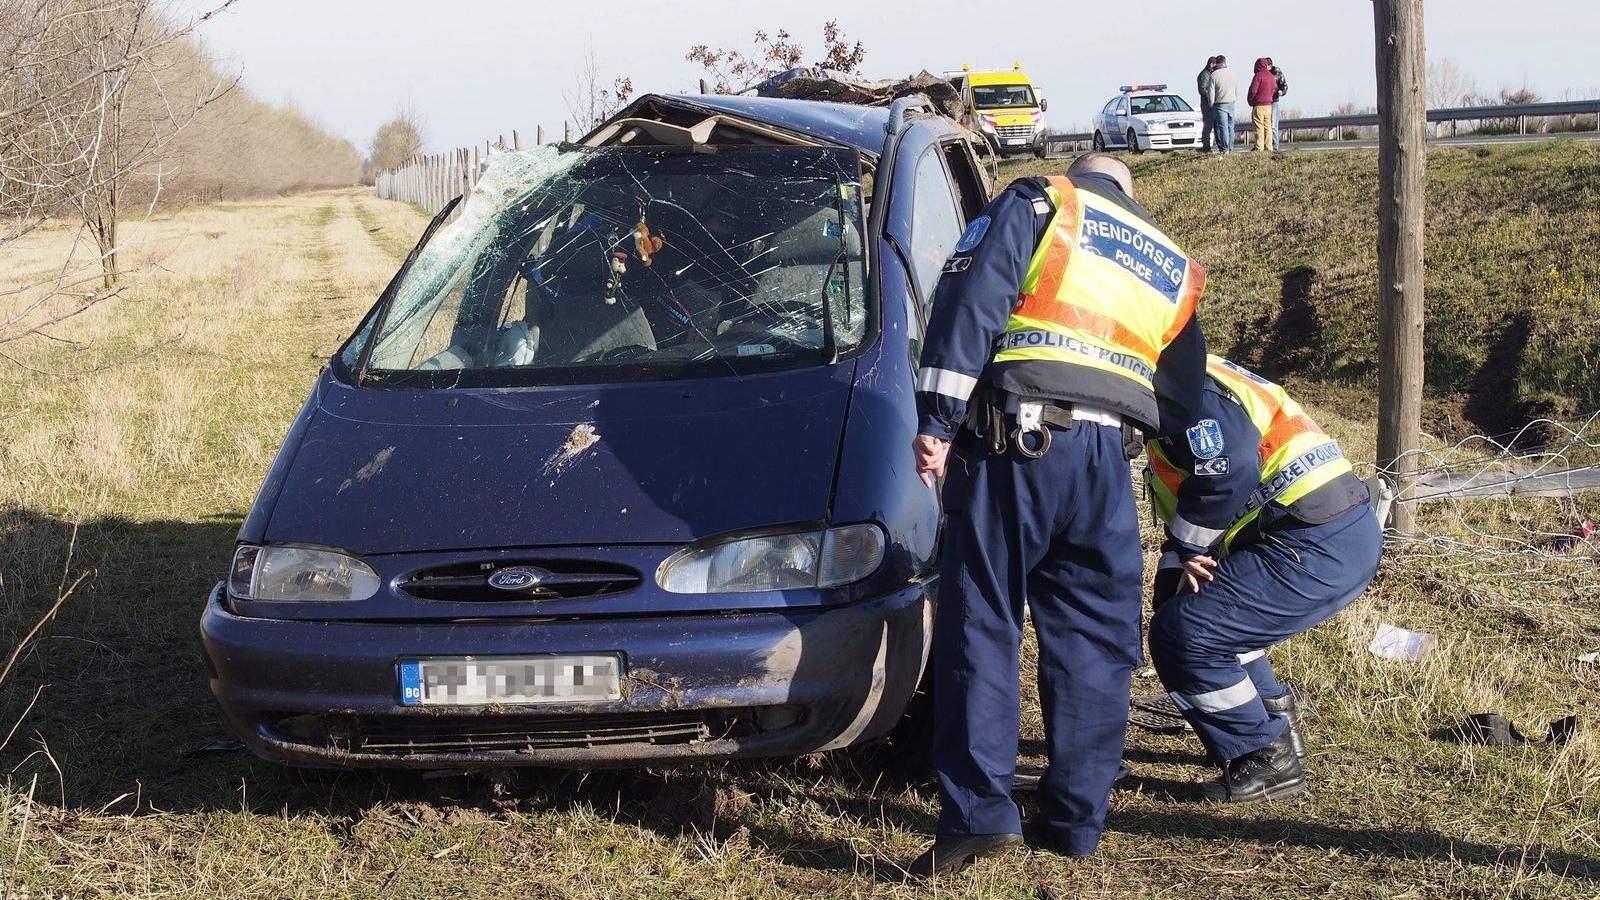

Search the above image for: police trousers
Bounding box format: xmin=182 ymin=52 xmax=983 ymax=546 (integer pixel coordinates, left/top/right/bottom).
xmin=1148 ymin=504 xmax=1382 ymax=762
xmin=932 ymin=420 xmax=1142 ymax=857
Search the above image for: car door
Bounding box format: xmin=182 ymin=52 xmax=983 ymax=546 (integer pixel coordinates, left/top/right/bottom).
xmin=1113 ymin=93 xmax=1131 ymax=144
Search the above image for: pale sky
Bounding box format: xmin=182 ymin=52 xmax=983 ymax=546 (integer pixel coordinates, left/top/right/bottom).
xmin=181 ymin=0 xmax=1598 ymax=155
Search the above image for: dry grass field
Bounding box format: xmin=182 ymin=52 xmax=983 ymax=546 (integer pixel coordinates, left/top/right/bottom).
xmin=2 ymin=149 xmax=1598 ymax=898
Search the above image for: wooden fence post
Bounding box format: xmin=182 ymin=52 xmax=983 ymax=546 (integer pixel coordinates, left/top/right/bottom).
xmin=1374 ymin=0 xmax=1427 ymax=534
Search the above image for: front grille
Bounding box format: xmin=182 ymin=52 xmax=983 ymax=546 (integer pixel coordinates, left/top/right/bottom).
xmin=996 ymin=124 xmax=1034 ymax=141
xmin=268 ymin=708 xmax=799 ymax=757
xmin=399 ymin=559 xmax=641 ymax=602
xmin=1170 ymin=137 xmax=1195 ymax=145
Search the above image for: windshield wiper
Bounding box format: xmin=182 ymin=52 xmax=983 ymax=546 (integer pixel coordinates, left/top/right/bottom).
xmin=352 ymin=195 xmax=463 ymax=386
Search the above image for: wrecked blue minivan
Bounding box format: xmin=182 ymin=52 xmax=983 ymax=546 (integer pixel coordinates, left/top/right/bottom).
xmin=200 ymin=94 xmax=995 ymax=767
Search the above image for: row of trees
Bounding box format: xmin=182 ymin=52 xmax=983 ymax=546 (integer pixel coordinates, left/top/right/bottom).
xmin=1 ymin=0 xmax=362 ymax=353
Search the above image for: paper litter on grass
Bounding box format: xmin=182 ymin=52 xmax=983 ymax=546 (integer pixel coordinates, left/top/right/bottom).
xmin=1369 ymin=623 xmax=1438 ymax=661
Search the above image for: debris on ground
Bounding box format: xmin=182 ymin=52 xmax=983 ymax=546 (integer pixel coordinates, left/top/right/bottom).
xmin=1453 ymin=713 xmax=1577 ymax=746
xmin=1128 ymin=692 xmax=1190 ymax=733
xmin=1369 ymin=623 xmax=1437 ymax=661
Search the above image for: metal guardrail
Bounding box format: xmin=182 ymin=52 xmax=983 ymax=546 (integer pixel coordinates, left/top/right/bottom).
xmin=1041 ymin=98 xmax=1600 ymax=153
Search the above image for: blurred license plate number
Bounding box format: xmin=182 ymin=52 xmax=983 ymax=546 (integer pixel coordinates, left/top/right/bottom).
xmin=1005 ymin=138 xmax=1025 ymax=145
xmin=399 ymin=656 xmax=622 ymax=706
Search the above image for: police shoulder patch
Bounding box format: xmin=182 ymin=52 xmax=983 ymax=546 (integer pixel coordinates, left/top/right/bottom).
xmin=1186 ymin=419 xmax=1225 ymax=459
xmin=1193 ymin=457 xmax=1230 ymax=476
xmin=942 ymin=255 xmax=972 ymax=274
xmin=953 ymin=215 xmax=990 ymax=252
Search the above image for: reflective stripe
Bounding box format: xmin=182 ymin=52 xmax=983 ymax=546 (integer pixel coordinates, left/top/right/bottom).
xmin=994 ymin=330 xmax=1155 ymax=381
xmin=1259 ymin=414 xmax=1323 ymax=464
xmin=1236 ymin=650 xmax=1267 ymax=664
xmin=1240 ymin=441 xmax=1346 ymax=518
xmin=1168 ymin=514 xmax=1225 ymax=547
xmin=915 ymin=367 xmax=978 ymax=401
xmin=1171 ymin=677 xmax=1259 ymax=714
xmin=1012 ymin=297 xmax=1160 ymax=362
xmin=1070 ymin=405 xmax=1122 ymax=428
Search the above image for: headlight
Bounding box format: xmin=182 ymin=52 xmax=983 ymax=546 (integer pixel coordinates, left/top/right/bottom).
xmin=657 ymin=524 xmax=886 ymax=594
xmin=229 ymin=544 xmax=380 ymax=602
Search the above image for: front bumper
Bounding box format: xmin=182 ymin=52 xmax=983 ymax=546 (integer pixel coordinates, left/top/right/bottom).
xmin=1143 ymin=128 xmax=1200 ymax=150
xmin=199 ymin=579 xmax=933 ymax=768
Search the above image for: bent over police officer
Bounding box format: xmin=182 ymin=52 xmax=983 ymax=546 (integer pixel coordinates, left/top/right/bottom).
xmin=1145 ymin=355 xmax=1380 ymax=802
xmin=907 ymin=153 xmax=1208 ymax=877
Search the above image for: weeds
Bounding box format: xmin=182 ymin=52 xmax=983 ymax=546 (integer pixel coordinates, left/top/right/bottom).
xmin=1 ymin=171 xmax=1598 ymax=896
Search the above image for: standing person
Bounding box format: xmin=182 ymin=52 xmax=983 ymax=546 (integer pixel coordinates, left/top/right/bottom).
xmin=906 ymin=153 xmax=1208 ymax=877
xmin=1145 ymin=355 xmax=1380 ymax=802
xmin=1248 ymin=58 xmax=1278 ymax=152
xmin=1208 ymin=56 xmax=1238 ymax=153
xmin=1197 ymin=56 xmax=1218 ymax=152
xmin=1269 ymin=59 xmax=1289 ymax=150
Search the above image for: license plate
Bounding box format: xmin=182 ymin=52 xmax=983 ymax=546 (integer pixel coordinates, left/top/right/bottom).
xmin=1005 ymin=138 xmax=1025 ymax=145
xmin=399 ymin=655 xmax=623 ymax=706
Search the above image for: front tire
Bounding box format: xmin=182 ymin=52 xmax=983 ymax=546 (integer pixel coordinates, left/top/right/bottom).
xmin=1127 ymin=128 xmax=1144 ymax=154
xmin=1092 ymin=130 xmax=1106 ymax=151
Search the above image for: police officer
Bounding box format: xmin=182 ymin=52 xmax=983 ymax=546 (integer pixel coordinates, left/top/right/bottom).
xmin=1145 ymin=355 xmax=1380 ymax=802
xmin=908 ymin=153 xmax=1208 ymax=877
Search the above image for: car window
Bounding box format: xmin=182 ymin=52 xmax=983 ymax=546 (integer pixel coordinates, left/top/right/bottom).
xmin=940 ymin=139 xmax=987 ymax=221
xmin=972 ymin=83 xmax=1036 ymax=110
xmin=907 ymin=147 xmax=964 ymax=308
xmin=1130 ymin=95 xmax=1194 ymax=115
xmin=1102 ymin=99 xmax=1119 ymax=115
xmin=342 ymin=146 xmax=870 ymax=389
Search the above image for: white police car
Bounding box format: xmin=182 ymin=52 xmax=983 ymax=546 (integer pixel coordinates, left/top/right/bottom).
xmin=1092 ymin=85 xmax=1202 ymax=153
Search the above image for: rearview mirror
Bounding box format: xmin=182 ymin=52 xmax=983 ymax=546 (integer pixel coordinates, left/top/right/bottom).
xmin=1039 ymin=98 xmax=1049 ymax=112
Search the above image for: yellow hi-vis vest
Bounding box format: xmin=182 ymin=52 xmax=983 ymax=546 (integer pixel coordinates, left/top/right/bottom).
xmin=990 ymin=176 xmax=1204 ymax=398
xmin=1147 ymin=356 xmax=1355 ymax=551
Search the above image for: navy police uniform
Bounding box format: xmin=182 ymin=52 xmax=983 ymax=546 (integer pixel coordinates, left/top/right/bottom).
xmin=916 ymin=173 xmax=1206 ymax=856
xmin=1146 ymin=360 xmax=1379 ymax=764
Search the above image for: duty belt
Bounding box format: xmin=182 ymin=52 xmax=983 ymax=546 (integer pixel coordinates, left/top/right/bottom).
xmin=1002 ymin=395 xmax=1123 ymax=460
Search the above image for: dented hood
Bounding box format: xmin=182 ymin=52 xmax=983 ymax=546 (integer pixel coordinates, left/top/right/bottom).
xmin=261 ymin=365 xmax=855 ymax=554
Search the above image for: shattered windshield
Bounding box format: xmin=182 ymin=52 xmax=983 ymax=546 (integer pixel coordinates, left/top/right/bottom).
xmin=339 ymin=145 xmax=869 ymax=388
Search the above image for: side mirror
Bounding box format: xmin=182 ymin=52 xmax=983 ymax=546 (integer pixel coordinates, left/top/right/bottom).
xmin=1039 ymin=98 xmax=1049 ymax=112
xmin=1116 ymin=107 xmax=1128 ymax=117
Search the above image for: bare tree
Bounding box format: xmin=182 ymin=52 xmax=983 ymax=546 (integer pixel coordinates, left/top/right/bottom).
xmin=0 ymin=0 xmax=234 ymax=350
xmin=564 ymin=44 xmax=634 ymax=134
xmin=369 ymin=106 xmax=425 ymax=173
xmin=1426 ymin=56 xmax=1477 ymax=109
xmin=687 ymin=19 xmax=866 ymax=95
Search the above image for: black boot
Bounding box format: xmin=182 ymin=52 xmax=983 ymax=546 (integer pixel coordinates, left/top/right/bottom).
xmin=1262 ymin=692 xmax=1307 ymax=761
xmin=907 ymin=832 xmax=1023 ymax=879
xmin=1201 ymin=729 xmax=1304 ymax=803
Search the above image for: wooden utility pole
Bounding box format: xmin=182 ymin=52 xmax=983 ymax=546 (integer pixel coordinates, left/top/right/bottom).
xmin=1373 ymin=0 xmax=1426 ymax=534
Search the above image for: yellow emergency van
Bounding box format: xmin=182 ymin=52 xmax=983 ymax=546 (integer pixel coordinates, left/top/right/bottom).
xmin=950 ymin=64 xmax=1049 ymax=157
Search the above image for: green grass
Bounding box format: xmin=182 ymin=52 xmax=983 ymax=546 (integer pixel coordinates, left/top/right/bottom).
xmin=1006 ymin=140 xmax=1600 ymax=431
xmin=1 ymin=147 xmax=1599 ymax=898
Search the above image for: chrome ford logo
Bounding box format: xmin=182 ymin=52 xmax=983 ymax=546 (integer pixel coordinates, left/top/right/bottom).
xmin=487 ymin=566 xmax=548 ymax=592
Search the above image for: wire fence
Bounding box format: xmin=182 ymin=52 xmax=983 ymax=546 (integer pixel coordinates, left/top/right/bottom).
xmin=1367 ymin=412 xmax=1600 ymax=591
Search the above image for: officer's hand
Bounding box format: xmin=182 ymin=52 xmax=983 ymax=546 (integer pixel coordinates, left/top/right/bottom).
xmin=913 ymin=434 xmax=951 ymax=489
xmin=1181 ymin=555 xmax=1218 ymax=594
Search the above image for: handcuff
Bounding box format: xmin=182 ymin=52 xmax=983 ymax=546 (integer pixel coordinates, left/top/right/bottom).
xmin=1011 ymin=399 xmax=1052 ymax=460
